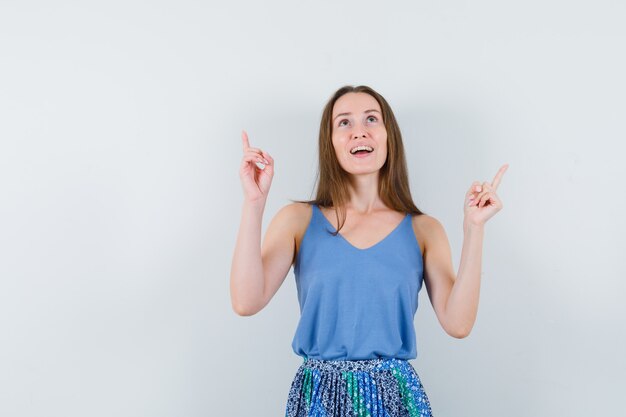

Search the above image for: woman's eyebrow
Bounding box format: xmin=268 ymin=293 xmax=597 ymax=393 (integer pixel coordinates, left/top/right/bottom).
xmin=333 ymin=109 xmax=381 ymax=121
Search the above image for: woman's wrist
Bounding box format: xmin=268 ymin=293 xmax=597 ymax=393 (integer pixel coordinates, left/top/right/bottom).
xmin=463 ymin=220 xmax=485 ymax=234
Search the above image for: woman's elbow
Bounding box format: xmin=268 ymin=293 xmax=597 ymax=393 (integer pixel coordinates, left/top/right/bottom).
xmin=232 ymin=299 xmax=255 ymax=316
xmin=233 ymin=304 xmax=254 ymax=316
xmin=231 ymin=297 xmax=264 ymax=317
xmin=445 ymin=325 xmax=472 ymax=339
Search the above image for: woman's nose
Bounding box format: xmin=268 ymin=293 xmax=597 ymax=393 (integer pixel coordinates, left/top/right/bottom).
xmin=352 ymin=128 xmax=367 ymax=139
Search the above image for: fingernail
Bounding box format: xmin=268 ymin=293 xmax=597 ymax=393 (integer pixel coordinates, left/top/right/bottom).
xmin=475 ymin=186 xmax=481 ymax=191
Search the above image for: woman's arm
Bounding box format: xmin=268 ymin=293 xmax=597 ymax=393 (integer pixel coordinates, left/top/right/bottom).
xmin=421 ymin=217 xmax=481 ymax=338
xmin=422 ymin=219 xmax=484 ymax=338
xmin=230 ymin=130 xmax=279 ymax=316
xmin=422 ymin=164 xmax=508 ymax=338
xmin=230 ymin=131 xmax=311 ymax=316
xmin=230 ymin=200 xmax=267 ymax=316
xmin=230 ymin=202 xmax=303 ymax=316
xmin=448 ymin=223 xmax=484 ymax=336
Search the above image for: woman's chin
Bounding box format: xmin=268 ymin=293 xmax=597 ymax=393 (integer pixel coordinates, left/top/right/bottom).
xmin=342 ymin=167 xmax=383 ymax=177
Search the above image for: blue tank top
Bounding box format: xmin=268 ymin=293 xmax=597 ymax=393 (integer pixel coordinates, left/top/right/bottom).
xmin=291 ymin=204 xmax=424 ymax=361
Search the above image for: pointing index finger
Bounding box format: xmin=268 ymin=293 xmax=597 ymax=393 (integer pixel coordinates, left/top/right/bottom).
xmin=491 ymin=164 xmax=509 ymax=190
xmin=241 ymin=130 xmax=250 ymax=151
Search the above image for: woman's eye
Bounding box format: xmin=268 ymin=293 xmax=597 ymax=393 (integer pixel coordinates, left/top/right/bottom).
xmin=338 ymin=116 xmax=376 ymax=127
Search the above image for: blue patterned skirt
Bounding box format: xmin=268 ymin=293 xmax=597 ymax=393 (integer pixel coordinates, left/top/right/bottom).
xmin=285 ymin=357 xmax=433 ymax=417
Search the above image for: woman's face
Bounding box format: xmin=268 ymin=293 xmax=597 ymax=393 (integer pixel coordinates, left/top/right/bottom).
xmin=331 ymin=92 xmax=388 ymax=177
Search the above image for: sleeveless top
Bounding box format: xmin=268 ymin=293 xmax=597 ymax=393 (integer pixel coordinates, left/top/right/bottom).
xmin=291 ymin=204 xmax=424 ymax=361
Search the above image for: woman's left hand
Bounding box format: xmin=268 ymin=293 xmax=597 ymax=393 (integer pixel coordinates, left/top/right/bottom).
xmin=464 ymin=164 xmax=509 ymax=227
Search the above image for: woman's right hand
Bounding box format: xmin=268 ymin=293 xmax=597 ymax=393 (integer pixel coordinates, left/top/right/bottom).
xmin=239 ymin=130 xmax=274 ymax=203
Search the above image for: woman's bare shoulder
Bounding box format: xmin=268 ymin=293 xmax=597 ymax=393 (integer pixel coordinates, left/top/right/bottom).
xmin=270 ymin=202 xmax=313 ymax=261
xmin=272 ymin=202 xmax=313 ymax=235
xmin=275 ymin=201 xmax=312 ymax=219
xmin=411 ymin=213 xmax=445 ymax=255
xmin=411 ymin=212 xmax=442 ymax=227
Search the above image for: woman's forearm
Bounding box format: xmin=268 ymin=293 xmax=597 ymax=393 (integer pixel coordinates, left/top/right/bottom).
xmin=230 ymin=199 xmax=266 ymax=315
xmin=444 ymin=223 xmax=484 ymax=337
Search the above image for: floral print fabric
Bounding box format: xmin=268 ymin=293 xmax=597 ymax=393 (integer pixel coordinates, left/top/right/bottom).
xmin=285 ymin=357 xmax=433 ymax=417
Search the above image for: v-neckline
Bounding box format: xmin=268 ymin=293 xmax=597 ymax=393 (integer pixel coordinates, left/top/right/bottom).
xmin=316 ymin=205 xmax=410 ymax=251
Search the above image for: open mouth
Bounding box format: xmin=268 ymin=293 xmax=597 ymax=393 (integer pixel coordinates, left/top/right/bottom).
xmin=350 ymin=145 xmax=374 ymax=157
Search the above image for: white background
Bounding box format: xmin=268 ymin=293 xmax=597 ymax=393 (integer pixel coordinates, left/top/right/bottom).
xmin=1 ymin=1 xmax=624 ymax=416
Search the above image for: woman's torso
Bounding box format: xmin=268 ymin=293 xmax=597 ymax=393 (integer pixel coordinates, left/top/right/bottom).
xmin=290 ymin=202 xmax=429 ymax=360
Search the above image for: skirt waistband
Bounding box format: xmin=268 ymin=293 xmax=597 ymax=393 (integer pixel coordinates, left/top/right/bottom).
xmin=300 ymin=357 xmax=410 ymax=373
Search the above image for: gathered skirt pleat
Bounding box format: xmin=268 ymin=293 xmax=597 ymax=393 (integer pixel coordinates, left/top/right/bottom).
xmin=285 ymin=357 xmax=433 ymax=417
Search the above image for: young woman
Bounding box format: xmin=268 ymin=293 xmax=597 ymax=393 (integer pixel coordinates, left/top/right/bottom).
xmin=230 ymin=85 xmax=508 ymax=416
